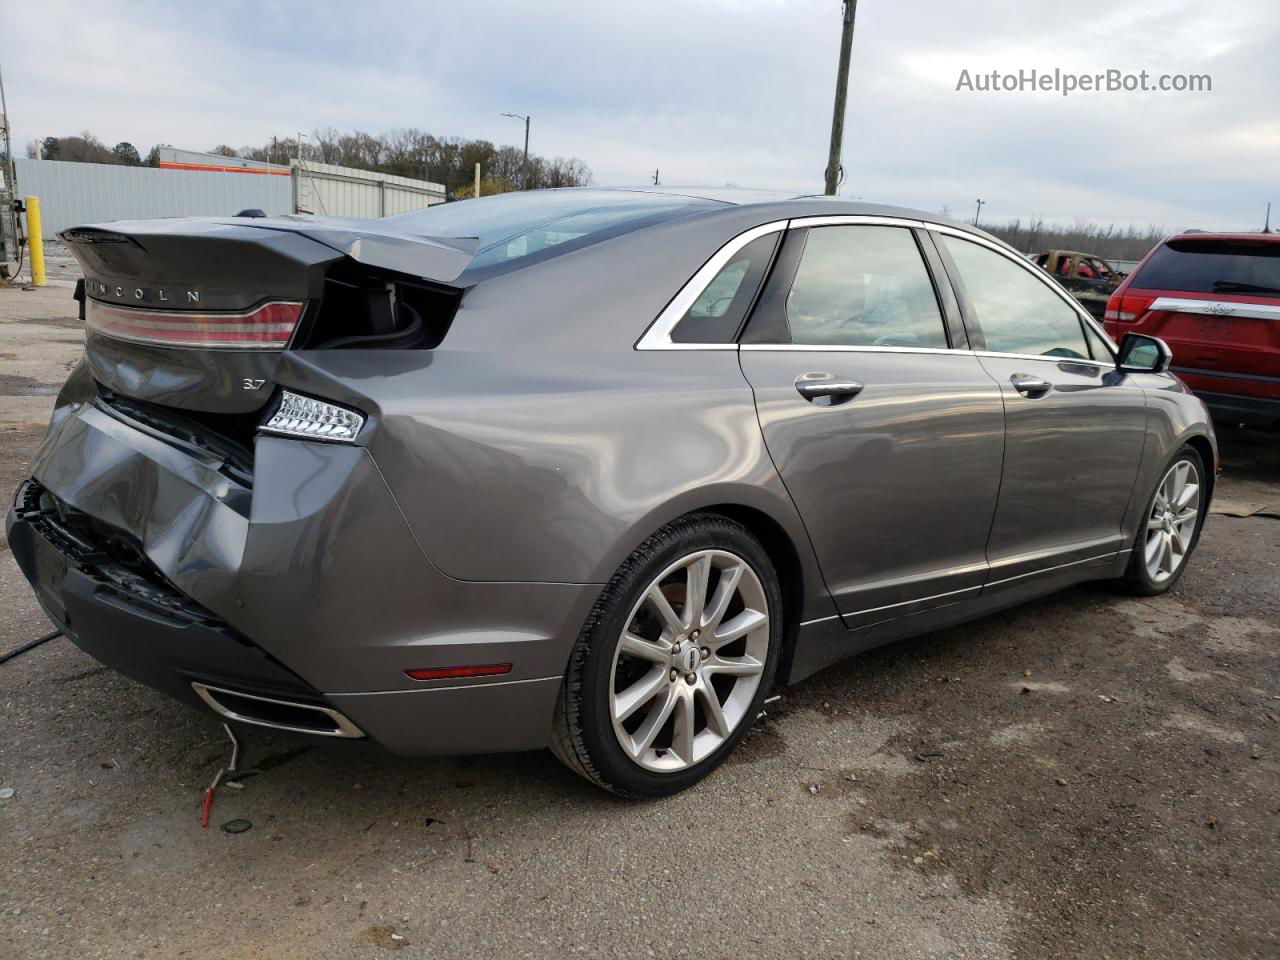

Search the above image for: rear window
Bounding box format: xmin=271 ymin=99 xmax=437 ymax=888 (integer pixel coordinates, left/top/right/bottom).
xmin=384 ymin=190 xmax=721 ymax=280
xmin=1130 ymin=238 xmax=1280 ymax=295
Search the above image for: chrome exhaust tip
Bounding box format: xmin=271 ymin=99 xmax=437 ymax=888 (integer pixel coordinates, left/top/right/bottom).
xmin=191 ymin=682 xmax=365 ymax=739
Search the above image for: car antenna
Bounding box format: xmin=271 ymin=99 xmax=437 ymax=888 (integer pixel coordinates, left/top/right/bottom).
xmin=1264 ymin=201 xmax=1272 ymax=234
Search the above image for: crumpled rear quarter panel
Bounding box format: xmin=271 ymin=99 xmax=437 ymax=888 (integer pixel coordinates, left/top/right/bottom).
xmin=25 ymin=401 xmax=598 ymax=698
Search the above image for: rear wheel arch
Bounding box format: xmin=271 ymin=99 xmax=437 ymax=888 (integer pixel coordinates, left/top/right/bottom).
xmin=694 ymin=503 xmax=805 ymax=685
xmin=591 ymin=500 xmax=811 ymax=691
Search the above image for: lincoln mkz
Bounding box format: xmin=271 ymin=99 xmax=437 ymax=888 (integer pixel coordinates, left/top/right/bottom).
xmin=7 ymin=189 xmax=1215 ymax=796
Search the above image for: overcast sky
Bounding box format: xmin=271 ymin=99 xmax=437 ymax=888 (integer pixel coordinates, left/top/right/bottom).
xmin=4 ymin=0 xmax=1275 ymax=230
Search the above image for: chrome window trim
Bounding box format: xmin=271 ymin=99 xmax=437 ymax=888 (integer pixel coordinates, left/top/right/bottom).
xmin=741 ymin=342 xmax=1114 ymax=368
xmin=786 ymin=214 xmax=928 ymax=230
xmin=972 ymin=349 xmax=1105 ymax=368
xmin=634 ymin=219 xmax=789 ymax=351
xmin=927 ymin=223 xmax=1119 ymax=361
xmin=740 ymin=343 xmax=961 ymax=356
xmin=1149 ymin=296 xmax=1280 ymax=322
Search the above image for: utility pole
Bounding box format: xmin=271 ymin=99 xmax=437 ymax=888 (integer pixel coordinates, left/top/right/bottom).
xmin=824 ymin=0 xmax=857 ymax=195
xmin=973 ymin=198 xmax=985 ymax=226
xmin=501 ymin=113 xmax=531 ymax=189
xmin=0 ymin=62 xmax=16 ymax=193
xmin=0 ymin=62 xmax=18 ymax=280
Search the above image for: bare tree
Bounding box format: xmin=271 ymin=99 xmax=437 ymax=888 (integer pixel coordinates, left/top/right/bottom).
xmin=984 ymin=217 xmax=1170 ymax=261
xmin=28 ymin=127 xmax=594 ymax=195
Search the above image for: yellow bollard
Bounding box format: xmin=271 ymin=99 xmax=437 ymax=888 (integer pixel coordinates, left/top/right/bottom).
xmin=24 ymin=195 xmax=45 ymax=287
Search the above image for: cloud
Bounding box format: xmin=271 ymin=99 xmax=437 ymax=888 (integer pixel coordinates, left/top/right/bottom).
xmin=4 ymin=0 xmax=1274 ymax=229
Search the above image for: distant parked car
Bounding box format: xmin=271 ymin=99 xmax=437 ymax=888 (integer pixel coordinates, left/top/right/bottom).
xmin=1104 ymin=232 xmax=1280 ymax=428
xmin=1033 ymin=250 xmax=1123 ymax=319
xmin=8 ymin=190 xmax=1216 ymax=797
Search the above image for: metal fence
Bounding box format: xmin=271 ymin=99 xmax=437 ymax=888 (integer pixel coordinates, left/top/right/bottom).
xmin=13 ymin=157 xmax=291 ymax=234
xmin=11 ymin=157 xmax=447 ymax=235
xmin=291 ymin=160 xmax=446 ymax=218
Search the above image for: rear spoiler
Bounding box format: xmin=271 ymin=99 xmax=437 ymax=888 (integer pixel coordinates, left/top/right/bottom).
xmin=211 ymin=217 xmax=481 ymax=283
xmin=62 ymin=216 xmax=481 ymax=287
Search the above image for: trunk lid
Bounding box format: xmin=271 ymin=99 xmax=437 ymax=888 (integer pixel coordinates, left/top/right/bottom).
xmin=62 ymin=217 xmax=473 ymax=416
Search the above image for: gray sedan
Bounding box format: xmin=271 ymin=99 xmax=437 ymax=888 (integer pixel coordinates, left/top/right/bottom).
xmin=7 ymin=188 xmax=1215 ymax=796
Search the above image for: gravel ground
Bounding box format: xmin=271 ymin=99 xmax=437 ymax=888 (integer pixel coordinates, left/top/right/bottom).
xmin=0 ymin=284 xmax=1276 ymax=959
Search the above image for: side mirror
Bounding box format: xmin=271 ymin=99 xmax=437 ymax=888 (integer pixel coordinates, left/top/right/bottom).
xmin=1117 ymin=333 xmax=1172 ymax=374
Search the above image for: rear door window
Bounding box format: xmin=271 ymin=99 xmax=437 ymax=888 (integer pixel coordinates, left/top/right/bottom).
xmin=752 ymin=225 xmax=948 ymax=348
xmin=941 ymin=235 xmax=1090 ymax=360
xmin=1084 ymin=257 xmax=1112 ymax=280
xmin=1128 ymin=238 xmax=1280 ymax=295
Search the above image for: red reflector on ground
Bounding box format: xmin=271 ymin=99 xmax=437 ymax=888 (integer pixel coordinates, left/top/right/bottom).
xmin=405 ymin=663 xmax=513 ymax=681
xmin=85 ymin=299 xmax=303 ymax=349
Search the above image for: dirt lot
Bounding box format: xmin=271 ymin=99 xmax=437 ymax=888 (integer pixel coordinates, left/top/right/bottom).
xmin=0 ymin=284 xmax=1276 ymax=960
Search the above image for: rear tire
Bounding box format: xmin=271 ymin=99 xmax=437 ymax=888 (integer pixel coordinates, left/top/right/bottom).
xmin=1121 ymin=444 xmax=1206 ymax=596
xmin=550 ymin=514 xmax=783 ymax=798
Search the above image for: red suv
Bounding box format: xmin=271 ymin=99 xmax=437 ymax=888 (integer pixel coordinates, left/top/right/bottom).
xmin=1104 ymin=232 xmax=1280 ymax=428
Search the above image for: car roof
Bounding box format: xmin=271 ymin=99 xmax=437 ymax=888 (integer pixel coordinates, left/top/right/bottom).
xmin=1163 ymin=231 xmax=1280 ymax=244
xmin=601 ymin=185 xmax=811 ymax=205
xmin=595 ymin=186 xmax=984 ymax=235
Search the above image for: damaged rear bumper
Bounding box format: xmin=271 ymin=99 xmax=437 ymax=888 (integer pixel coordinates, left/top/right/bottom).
xmin=7 ymin=400 xmax=598 ymax=755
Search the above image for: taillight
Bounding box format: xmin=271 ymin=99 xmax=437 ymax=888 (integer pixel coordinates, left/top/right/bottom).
xmin=85 ymin=299 xmax=303 ymax=349
xmin=1103 ymin=292 xmax=1154 ymax=334
xmin=260 ymin=390 xmax=365 ymax=443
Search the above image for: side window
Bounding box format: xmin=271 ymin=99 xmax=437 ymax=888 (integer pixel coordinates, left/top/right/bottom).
xmin=941 ymin=236 xmax=1090 ymax=360
xmin=671 ymin=234 xmax=778 ymax=343
xmin=778 ymin=226 xmax=947 ymax=348
xmin=1085 ymin=257 xmax=1110 ymax=279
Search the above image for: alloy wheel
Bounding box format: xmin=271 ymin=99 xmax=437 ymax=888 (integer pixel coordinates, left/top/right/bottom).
xmin=607 ymin=549 xmax=770 ymax=773
xmin=1144 ymin=459 xmax=1201 ymax=584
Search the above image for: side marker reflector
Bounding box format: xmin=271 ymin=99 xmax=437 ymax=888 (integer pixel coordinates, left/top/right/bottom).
xmin=405 ymin=664 xmax=513 ymax=681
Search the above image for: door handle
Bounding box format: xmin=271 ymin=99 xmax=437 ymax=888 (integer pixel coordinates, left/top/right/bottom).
xmin=795 ymin=375 xmax=865 ymax=405
xmin=1010 ymin=373 xmax=1052 ymax=397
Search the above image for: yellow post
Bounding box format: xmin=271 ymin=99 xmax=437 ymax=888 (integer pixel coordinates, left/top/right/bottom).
xmin=24 ymin=195 xmax=45 ymax=286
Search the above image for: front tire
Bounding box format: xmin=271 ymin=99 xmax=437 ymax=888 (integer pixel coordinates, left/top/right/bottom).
xmin=1121 ymin=444 xmax=1207 ymax=596
xmin=550 ymin=514 xmax=783 ymax=797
